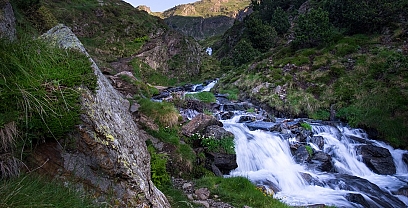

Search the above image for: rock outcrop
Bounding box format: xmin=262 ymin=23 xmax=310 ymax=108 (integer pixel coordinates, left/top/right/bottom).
xmin=357 ymin=145 xmax=396 ymax=175
xmin=0 ymin=0 xmax=16 ymax=41
xmin=36 ymin=24 xmax=170 ymax=207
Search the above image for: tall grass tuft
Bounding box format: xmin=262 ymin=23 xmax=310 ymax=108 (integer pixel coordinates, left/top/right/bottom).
xmin=138 ymin=98 xmax=180 ymax=128
xmin=0 ymin=174 xmax=97 ymax=207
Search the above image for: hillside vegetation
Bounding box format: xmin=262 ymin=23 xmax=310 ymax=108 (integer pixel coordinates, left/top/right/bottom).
xmin=212 ymin=0 xmax=408 ymax=147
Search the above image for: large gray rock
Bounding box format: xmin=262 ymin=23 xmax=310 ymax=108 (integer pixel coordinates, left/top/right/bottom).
xmin=40 ymin=24 xmax=169 ymax=207
xmin=0 ymin=0 xmax=16 ymax=41
xmin=358 ymin=145 xmax=396 ymax=175
xmin=182 ymin=113 xmax=222 ymax=136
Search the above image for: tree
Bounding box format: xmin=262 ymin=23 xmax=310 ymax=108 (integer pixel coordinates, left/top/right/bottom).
xmin=244 ymin=13 xmax=277 ymax=52
xmin=270 ymin=7 xmax=290 ymax=35
xmin=231 ymin=39 xmax=260 ymax=66
xmin=292 ymin=8 xmax=334 ymax=49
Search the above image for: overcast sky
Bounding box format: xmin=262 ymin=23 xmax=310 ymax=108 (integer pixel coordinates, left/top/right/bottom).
xmin=123 ymin=0 xmax=198 ymax=12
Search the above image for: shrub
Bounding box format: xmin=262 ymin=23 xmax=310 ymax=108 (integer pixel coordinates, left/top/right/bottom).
xmin=300 ymin=122 xmax=312 ymax=131
xmin=147 ymin=145 xmax=170 ymax=188
xmin=292 ymin=8 xmax=335 ymax=49
xmin=190 ymin=133 xmax=235 ymax=154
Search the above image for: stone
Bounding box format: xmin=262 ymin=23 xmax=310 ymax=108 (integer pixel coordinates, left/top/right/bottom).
xmin=193 ymin=200 xmax=210 ymax=208
xmin=402 ymin=153 xmax=408 ymax=166
xmin=195 ymin=188 xmax=210 ymax=200
xmin=293 ymin=145 xmax=311 ymax=164
xmin=0 ymin=0 xmax=16 ymax=41
xmin=182 ymin=113 xmax=222 ymax=137
xmin=345 ymin=193 xmax=370 ymax=208
xmin=237 ymin=115 xmax=256 ymax=123
xmin=204 ymin=125 xmax=234 ymax=140
xmin=207 ymin=152 xmax=237 ymax=174
xmin=358 ymin=145 xmax=396 ymax=175
xmin=309 ymin=151 xmax=333 ymax=172
xmin=310 ymin=136 xmax=324 ymax=150
xmin=245 ymin=121 xmax=278 ymax=131
xmin=39 ymin=24 xmax=169 ymax=207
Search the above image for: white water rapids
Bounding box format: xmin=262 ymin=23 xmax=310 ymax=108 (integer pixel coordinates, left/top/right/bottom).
xmin=222 ymin=116 xmax=408 ymax=207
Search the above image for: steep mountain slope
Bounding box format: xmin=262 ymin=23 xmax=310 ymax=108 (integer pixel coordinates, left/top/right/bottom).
xmin=160 ymin=0 xmax=252 ymax=40
xmin=212 ymin=0 xmax=408 ymax=148
xmin=35 ymin=0 xmax=218 ymax=84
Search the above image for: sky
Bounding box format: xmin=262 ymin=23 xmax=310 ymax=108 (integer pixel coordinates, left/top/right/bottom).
xmin=123 ymin=0 xmax=199 ymax=12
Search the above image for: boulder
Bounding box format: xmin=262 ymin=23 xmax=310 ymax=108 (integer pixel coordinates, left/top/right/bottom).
xmin=245 ymin=121 xmax=278 ymax=131
xmin=402 ymin=153 xmax=408 ymax=166
xmin=207 ymin=152 xmax=237 ymax=174
xmin=194 ymin=188 xmax=210 ymax=200
xmin=237 ymin=115 xmax=256 ymax=123
xmin=309 ymin=151 xmax=333 ymax=172
xmin=182 ymin=113 xmax=222 ymax=136
xmin=310 ymin=136 xmax=325 ymax=150
xmin=0 ymin=0 xmax=16 ymax=41
xmin=293 ymin=145 xmax=311 ymax=164
xmin=358 ymin=145 xmax=396 ymax=175
xmin=39 ymin=24 xmax=169 ymax=207
xmin=345 ymin=193 xmax=370 ymax=208
xmin=204 ymin=125 xmax=234 ymax=140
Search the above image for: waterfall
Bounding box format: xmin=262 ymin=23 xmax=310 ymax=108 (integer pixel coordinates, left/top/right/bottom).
xmin=222 ymin=115 xmax=408 ymax=207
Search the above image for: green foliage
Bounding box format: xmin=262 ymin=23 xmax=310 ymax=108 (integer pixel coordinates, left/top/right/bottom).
xmin=244 ymin=12 xmax=277 ymax=52
xmin=195 ymin=176 xmax=291 ymax=208
xmin=300 ymin=122 xmax=312 ymax=131
xmin=293 ymin=8 xmax=335 ymax=49
xmin=219 ymin=89 xmax=239 ymax=101
xmin=270 ymin=7 xmax=290 ymax=35
xmin=0 ymin=38 xmax=96 ymax=147
xmin=146 ymin=127 xmax=180 ymax=145
xmin=305 ymin=145 xmax=313 ymax=156
xmin=134 ymin=35 xmax=149 ymax=43
xmin=190 ymin=133 xmax=235 ymax=154
xmin=323 ymin=0 xmax=407 ymax=34
xmin=159 ymin=185 xmax=200 ymax=208
xmin=185 ymin=92 xmax=216 ymax=103
xmin=138 ymin=98 xmax=180 ymax=128
xmin=310 ymin=110 xmax=330 ymax=120
xmin=230 ymin=39 xmax=260 ymax=66
xmin=148 ymin=145 xmax=171 ymax=188
xmin=0 ymin=174 xmax=96 ymax=207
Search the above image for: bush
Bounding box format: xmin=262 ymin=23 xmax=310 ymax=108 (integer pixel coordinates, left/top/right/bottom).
xmin=292 ymin=8 xmax=335 ymax=49
xmin=270 ymin=7 xmax=290 ymax=35
xmin=147 ymin=145 xmax=170 ymax=188
xmin=230 ymin=39 xmax=260 ymax=66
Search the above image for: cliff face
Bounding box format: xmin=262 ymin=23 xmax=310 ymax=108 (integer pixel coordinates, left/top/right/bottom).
xmin=162 ymin=0 xmax=252 ymax=40
xmin=36 ymin=24 xmax=170 ymax=207
xmin=0 ymin=0 xmax=16 ymax=41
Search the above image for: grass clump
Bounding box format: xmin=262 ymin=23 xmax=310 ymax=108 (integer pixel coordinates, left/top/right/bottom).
xmin=195 ymin=176 xmax=290 ymax=208
xmin=147 ymin=145 xmax=170 ymax=188
xmin=189 ymin=134 xmax=235 ymax=154
xmin=0 ymin=174 xmax=96 ymax=207
xmin=185 ymin=92 xmax=216 ymax=103
xmin=300 ymin=122 xmax=312 ymax=131
xmin=138 ymin=98 xmax=180 ymax=128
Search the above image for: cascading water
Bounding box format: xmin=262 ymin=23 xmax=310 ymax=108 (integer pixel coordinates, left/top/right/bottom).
xmin=222 ymin=114 xmax=408 ymax=208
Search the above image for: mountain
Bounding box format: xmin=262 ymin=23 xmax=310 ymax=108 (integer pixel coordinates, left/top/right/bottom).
xmin=160 ymin=0 xmax=252 ymax=40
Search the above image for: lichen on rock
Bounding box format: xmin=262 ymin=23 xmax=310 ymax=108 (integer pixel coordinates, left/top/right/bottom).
xmin=40 ymin=24 xmax=170 ymax=207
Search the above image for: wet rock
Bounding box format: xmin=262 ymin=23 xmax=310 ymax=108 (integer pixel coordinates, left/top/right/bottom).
xmin=245 ymin=121 xmax=278 ymax=131
xmin=393 ymin=186 xmax=408 ymax=197
xmin=310 ymin=136 xmax=324 ymax=149
xmin=207 ymin=152 xmax=237 ymax=174
xmin=238 ymin=115 xmax=256 ymax=123
xmin=345 ymin=193 xmax=370 ymax=208
xmin=357 ymin=145 xmax=396 ymax=175
xmin=194 ymin=85 xmax=204 ymax=92
xmin=326 ymin=174 xmax=405 ymax=208
xmin=293 ymin=145 xmax=311 ymax=163
xmin=402 ymin=153 xmax=408 ymax=166
xmin=309 ymin=151 xmax=333 ymax=172
xmin=204 ymin=125 xmax=234 ymax=140
xmin=220 ymin=111 xmax=234 ymax=120
xmin=182 ymin=113 xmax=222 ymax=136
xmin=300 ymin=172 xmax=325 ymax=186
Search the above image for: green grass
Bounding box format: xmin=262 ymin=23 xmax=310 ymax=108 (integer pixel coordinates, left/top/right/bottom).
xmin=185 ymin=92 xmax=216 ymax=103
xmin=0 ymin=174 xmax=97 ymax=207
xmin=195 ymin=176 xmax=290 ymax=208
xmin=138 ymin=98 xmax=180 ymax=128
xmin=0 ymin=38 xmax=96 ymax=149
